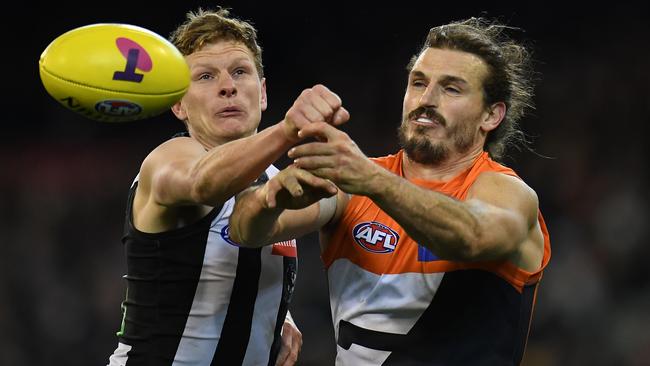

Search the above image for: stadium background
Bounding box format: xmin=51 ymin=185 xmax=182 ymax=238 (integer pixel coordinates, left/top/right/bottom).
xmin=2 ymin=1 xmax=648 ymax=365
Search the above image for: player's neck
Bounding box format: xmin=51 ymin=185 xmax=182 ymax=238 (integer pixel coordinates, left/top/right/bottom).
xmin=192 ymin=134 xmax=229 ymax=151
xmin=402 ymin=147 xmax=484 ymax=182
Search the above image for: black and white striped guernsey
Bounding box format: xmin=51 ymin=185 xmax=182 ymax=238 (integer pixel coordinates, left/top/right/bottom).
xmin=107 ymin=165 xmax=297 ymax=366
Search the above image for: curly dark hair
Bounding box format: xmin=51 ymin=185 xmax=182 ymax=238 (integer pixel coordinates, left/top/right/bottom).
xmin=408 ymin=17 xmax=536 ymax=160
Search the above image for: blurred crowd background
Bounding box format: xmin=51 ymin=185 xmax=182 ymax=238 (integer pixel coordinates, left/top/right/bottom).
xmin=2 ymin=1 xmax=649 ymax=365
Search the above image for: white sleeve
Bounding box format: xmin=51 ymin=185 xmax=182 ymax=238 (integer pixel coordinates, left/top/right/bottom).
xmin=316 ymin=195 xmax=338 ymax=228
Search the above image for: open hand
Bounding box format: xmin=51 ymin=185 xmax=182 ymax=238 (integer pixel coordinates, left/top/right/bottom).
xmin=289 ymin=122 xmax=381 ymax=196
xmin=262 ymin=165 xmax=338 ymax=209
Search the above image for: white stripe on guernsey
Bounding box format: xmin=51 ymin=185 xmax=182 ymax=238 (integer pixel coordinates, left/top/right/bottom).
xmin=173 ymin=164 xmax=284 ymax=365
xmin=328 ymin=258 xmax=444 ymax=336
xmin=107 ymin=342 xmax=131 ymax=366
xmin=242 ymin=245 xmax=284 ymax=365
xmin=328 ymin=259 xmax=444 ymax=365
xmin=172 ymin=200 xmax=238 ymax=365
xmin=335 ymin=344 xmax=391 ymax=366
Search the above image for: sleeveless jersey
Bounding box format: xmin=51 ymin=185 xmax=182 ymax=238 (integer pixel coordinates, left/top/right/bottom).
xmin=108 ymin=165 xmax=297 ymax=366
xmin=323 ymin=151 xmax=551 ymax=366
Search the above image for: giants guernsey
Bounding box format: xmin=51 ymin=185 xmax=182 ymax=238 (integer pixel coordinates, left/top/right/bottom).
xmin=323 ymin=151 xmax=551 ymax=366
xmin=108 ymin=165 xmax=297 ymax=366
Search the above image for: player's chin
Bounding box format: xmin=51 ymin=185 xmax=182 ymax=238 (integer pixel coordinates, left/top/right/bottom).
xmin=218 ymin=121 xmax=258 ymax=139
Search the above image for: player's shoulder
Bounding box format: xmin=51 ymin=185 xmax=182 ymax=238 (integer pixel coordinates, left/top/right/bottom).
xmin=472 ymin=171 xmax=539 ymax=207
xmin=370 ymin=152 xmax=400 ymax=168
xmin=139 ymin=135 xmax=204 ymax=176
xmin=151 ymin=135 xmax=203 ymax=160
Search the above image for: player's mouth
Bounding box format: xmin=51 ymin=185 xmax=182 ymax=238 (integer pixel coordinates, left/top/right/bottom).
xmin=411 ymin=115 xmax=441 ymax=127
xmin=217 ymin=106 xmax=244 ymax=117
xmin=407 ymin=107 xmax=446 ymax=128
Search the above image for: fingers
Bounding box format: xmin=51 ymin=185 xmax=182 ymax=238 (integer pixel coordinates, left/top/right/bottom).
xmin=282 ymin=174 xmax=304 ymax=197
xmin=291 ymin=168 xmax=338 ymax=195
xmin=289 ymin=123 xmax=351 ymax=161
xmin=264 ymin=174 xmax=303 ymax=208
xmin=275 ymin=340 xmax=290 ymax=366
xmin=332 ymin=106 xmax=350 ymax=126
xmin=263 ymin=179 xmax=283 ymax=208
xmin=292 ymin=155 xmax=336 ymax=170
xmin=312 ymin=84 xmax=344 ymax=121
xmin=298 ymin=167 xmax=336 ymax=183
xmin=265 ymin=167 xmax=338 ymax=209
xmin=276 ymin=321 xmax=302 ymax=366
xmin=297 ymin=121 xmax=343 ymax=141
xmin=304 ymin=174 xmax=338 ymax=195
xmin=288 ymin=142 xmax=332 ymax=158
xmin=284 ymin=85 xmax=348 ymax=137
xmin=309 ymin=85 xmax=348 ymax=126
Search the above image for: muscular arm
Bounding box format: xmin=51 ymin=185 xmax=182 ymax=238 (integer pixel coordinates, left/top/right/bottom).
xmin=150 ymin=84 xmax=349 ymax=207
xmin=135 ymin=85 xmax=350 ymax=233
xmin=144 ymin=123 xmax=293 ymax=208
xmin=367 ymin=169 xmax=540 ymax=264
xmin=291 ymin=122 xmax=543 ymax=270
xmin=133 ymin=124 xmax=294 ymax=233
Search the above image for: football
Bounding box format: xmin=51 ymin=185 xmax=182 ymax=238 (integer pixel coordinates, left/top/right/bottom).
xmin=39 ymin=23 xmax=190 ymax=122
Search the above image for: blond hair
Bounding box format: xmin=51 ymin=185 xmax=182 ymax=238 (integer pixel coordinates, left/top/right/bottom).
xmin=169 ymin=7 xmax=264 ymax=78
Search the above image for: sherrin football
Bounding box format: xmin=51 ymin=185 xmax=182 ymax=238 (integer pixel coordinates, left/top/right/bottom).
xmin=39 ymin=23 xmax=190 ymax=122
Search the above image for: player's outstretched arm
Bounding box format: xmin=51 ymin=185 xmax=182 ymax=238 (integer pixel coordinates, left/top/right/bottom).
xmin=229 ymin=166 xmax=342 ymax=247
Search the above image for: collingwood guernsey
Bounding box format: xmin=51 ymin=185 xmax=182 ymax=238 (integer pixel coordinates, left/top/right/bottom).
xmin=108 ymin=165 xmax=297 ymax=366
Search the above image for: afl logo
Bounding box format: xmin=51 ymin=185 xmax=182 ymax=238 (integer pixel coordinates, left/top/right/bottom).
xmin=352 ymin=221 xmax=400 ymax=253
xmin=95 ymin=100 xmax=142 ymax=117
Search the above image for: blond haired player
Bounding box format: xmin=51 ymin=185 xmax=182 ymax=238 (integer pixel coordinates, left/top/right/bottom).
xmin=107 ymin=7 xmax=347 ymax=366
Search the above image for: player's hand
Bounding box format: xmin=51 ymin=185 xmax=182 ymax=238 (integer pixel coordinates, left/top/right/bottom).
xmin=290 ymin=122 xmax=382 ymax=196
xmin=282 ymin=84 xmax=350 ymax=142
xmin=262 ymin=165 xmax=338 ymax=209
xmin=275 ymin=319 xmax=303 ymax=366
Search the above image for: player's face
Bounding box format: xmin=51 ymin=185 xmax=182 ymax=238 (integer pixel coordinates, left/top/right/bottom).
xmin=399 ymin=47 xmax=491 ymax=165
xmin=174 ymin=41 xmax=267 ymax=147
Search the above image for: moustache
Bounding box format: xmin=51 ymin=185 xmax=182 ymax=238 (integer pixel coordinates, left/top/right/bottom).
xmin=407 ymin=107 xmax=446 ymax=127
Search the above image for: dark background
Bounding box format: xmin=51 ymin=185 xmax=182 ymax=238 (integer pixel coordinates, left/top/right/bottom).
xmin=2 ymin=1 xmax=649 ymax=365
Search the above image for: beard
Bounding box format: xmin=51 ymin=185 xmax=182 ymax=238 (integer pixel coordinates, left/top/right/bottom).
xmin=398 ymin=124 xmax=449 ymax=165
xmin=398 ymin=107 xmax=475 ymax=165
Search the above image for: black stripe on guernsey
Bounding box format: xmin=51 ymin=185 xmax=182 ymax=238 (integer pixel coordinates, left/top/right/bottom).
xmin=211 ymin=247 xmax=262 ymax=365
xmin=338 ymin=270 xmax=539 ymax=366
xmin=267 ymin=257 xmax=298 ymax=366
xmin=119 ymin=182 xmax=222 ymax=365
xmin=338 ymin=320 xmax=407 ymax=351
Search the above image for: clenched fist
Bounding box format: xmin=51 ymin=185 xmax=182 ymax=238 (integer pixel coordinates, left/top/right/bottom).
xmin=282 ymin=84 xmax=350 ymax=142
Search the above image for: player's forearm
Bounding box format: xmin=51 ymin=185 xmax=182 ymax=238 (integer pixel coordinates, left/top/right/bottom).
xmin=367 ymin=170 xmax=486 ymax=260
xmin=190 ymin=124 xmax=292 ymax=205
xmin=229 ymin=187 xmax=285 ymax=247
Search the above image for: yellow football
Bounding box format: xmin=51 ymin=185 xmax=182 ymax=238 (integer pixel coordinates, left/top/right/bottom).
xmin=39 ymin=23 xmax=190 ymax=122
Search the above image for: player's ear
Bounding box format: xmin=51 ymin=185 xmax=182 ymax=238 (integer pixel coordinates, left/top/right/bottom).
xmin=171 ymin=100 xmax=188 ymax=121
xmin=260 ymin=77 xmax=267 ymax=112
xmin=481 ymin=102 xmax=505 ymax=132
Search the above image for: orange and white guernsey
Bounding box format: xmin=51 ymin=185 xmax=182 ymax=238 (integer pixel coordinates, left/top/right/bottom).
xmin=322 ymin=150 xmax=551 ymax=366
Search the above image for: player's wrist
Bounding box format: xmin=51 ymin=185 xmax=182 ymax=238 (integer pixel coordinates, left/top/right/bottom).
xmin=278 ymin=119 xmax=301 ymax=143
xmin=365 ymin=165 xmax=392 ymax=199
